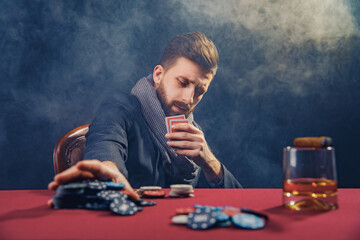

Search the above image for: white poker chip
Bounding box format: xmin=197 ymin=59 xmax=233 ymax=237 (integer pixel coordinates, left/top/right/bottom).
xmin=232 ymin=213 xmax=266 ymax=229
xmin=169 ymin=191 xmax=194 ymax=198
xmin=170 ymin=188 xmax=194 ymax=194
xmin=140 ymin=186 xmax=162 ymax=191
xmin=170 ymin=184 xmax=193 ymax=191
xmin=169 ymin=184 xmax=194 ymax=198
xmin=172 ymin=215 xmax=189 ymax=224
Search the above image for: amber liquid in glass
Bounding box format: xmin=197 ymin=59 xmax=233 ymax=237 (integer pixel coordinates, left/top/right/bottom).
xmin=283 ymin=178 xmax=338 ymax=211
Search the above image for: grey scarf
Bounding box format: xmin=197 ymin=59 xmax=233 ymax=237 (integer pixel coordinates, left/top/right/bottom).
xmin=131 ymin=74 xmax=200 ymax=185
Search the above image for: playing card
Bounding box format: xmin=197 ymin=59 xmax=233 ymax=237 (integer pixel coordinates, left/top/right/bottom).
xmin=169 ymin=119 xmax=189 ymax=133
xmin=165 ymin=115 xmax=185 ymax=133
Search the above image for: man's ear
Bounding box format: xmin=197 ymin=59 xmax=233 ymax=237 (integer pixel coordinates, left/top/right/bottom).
xmin=153 ymin=65 xmax=164 ymax=88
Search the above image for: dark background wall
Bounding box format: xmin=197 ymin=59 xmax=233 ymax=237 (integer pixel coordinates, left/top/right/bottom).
xmin=1 ymin=0 xmax=359 ymax=190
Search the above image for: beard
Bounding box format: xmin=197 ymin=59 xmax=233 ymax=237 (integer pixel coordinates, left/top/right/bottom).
xmin=155 ymin=81 xmax=195 ymax=117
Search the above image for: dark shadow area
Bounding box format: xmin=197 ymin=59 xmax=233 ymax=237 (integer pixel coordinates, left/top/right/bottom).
xmin=0 ymin=204 xmax=52 ymax=223
xmin=261 ymin=205 xmax=331 ymax=232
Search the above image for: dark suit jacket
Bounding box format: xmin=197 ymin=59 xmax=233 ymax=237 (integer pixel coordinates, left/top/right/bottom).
xmin=84 ymin=93 xmax=242 ymax=188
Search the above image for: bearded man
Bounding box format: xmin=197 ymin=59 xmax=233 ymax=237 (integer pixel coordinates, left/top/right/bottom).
xmin=49 ymin=32 xmax=242 ymax=200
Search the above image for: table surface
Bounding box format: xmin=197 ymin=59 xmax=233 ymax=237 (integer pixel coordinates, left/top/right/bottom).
xmin=0 ymin=188 xmax=359 ymax=240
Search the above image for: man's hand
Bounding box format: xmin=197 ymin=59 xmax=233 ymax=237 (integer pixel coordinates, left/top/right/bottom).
xmin=48 ymin=159 xmax=139 ymax=206
xmin=165 ymin=123 xmax=223 ymax=184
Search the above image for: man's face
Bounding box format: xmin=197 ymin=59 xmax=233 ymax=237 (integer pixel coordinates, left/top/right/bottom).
xmin=153 ymin=57 xmax=214 ymax=117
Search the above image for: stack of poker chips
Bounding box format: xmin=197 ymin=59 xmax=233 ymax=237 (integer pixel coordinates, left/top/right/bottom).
xmin=171 ymin=205 xmax=268 ymax=230
xmin=135 ymin=186 xmax=166 ymax=198
xmin=169 ymin=184 xmax=194 ymax=198
xmin=52 ymin=179 xmax=156 ymax=216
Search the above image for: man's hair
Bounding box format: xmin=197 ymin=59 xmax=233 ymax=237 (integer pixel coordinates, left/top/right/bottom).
xmin=159 ymin=32 xmax=219 ymax=75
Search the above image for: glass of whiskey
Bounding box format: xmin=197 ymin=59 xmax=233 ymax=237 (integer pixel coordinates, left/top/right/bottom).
xmin=283 ymin=146 xmax=338 ymax=211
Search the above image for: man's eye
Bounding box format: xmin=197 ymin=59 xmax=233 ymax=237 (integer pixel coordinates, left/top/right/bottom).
xmin=178 ymin=80 xmax=187 ymax=86
xmin=196 ymin=88 xmax=206 ymax=95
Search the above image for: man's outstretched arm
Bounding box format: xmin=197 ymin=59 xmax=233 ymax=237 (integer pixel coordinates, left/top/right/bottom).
xmin=48 ymin=159 xmax=139 ymax=206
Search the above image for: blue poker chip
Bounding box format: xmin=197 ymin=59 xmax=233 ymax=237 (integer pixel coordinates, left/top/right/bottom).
xmin=214 ymin=206 xmax=224 ymax=211
xmin=78 ymin=202 xmax=109 ymax=210
xmin=187 ymin=208 xmax=218 ymax=230
xmin=193 ymin=205 xmax=218 ymax=211
xmin=216 ymin=220 xmax=232 ymax=227
xmin=104 ymin=181 xmax=125 ymax=190
xmin=97 ymin=190 xmax=128 ymax=202
xmin=216 ymin=211 xmax=230 ymax=222
xmin=109 ymin=198 xmax=139 ymax=216
xmin=83 ymin=179 xmax=107 ymax=192
xmin=193 ymin=204 xmax=206 ymax=209
xmin=61 ymin=182 xmax=87 ymax=191
xmin=240 ymin=207 xmax=269 ymax=221
xmin=131 ymin=199 xmax=157 ymax=207
xmin=56 ymin=185 xmax=85 ymax=195
xmin=232 ymin=213 xmax=266 ymax=229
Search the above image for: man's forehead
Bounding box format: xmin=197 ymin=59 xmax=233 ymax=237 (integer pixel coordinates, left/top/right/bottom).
xmin=178 ymin=73 xmax=212 ymax=84
xmin=169 ymin=57 xmax=214 ymax=81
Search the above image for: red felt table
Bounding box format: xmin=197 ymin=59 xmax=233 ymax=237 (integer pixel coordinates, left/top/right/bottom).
xmin=0 ymin=189 xmax=359 ymax=240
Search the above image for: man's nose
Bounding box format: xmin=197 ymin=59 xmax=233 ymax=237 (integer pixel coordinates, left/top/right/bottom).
xmin=181 ymin=87 xmax=194 ymax=105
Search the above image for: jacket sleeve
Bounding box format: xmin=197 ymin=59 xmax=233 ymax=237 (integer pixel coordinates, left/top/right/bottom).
xmin=221 ymin=164 xmax=243 ymax=188
xmin=196 ymin=163 xmax=242 ymax=188
xmin=83 ymin=94 xmax=136 ymax=178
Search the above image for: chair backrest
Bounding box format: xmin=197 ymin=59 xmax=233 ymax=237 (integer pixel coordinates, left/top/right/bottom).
xmin=53 ymin=124 xmax=89 ymax=174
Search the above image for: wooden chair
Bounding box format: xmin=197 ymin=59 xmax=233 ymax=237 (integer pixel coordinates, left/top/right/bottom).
xmin=53 ymin=124 xmax=89 ymax=174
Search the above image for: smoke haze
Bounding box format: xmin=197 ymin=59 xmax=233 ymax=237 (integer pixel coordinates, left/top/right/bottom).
xmin=1 ymin=0 xmax=359 ymax=189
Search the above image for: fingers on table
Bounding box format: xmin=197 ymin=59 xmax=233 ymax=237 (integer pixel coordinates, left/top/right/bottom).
xmin=50 ymin=159 xmax=139 ymax=200
xmin=76 ymin=160 xmax=113 ymax=180
xmin=52 ymin=165 xmax=95 ymax=188
xmin=77 ymin=160 xmax=139 ymax=200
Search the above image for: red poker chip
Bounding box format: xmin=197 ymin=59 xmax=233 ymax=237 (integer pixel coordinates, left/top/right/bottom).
xmin=142 ymin=190 xmax=166 ymax=198
xmin=222 ymin=208 xmax=241 ymax=217
xmin=175 ymin=207 xmax=195 ymax=215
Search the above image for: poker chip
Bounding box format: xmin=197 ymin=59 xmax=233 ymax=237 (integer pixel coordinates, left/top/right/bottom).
xmin=187 ymin=208 xmax=218 ymax=230
xmin=137 ymin=199 xmax=157 ymax=207
xmin=141 ymin=190 xmax=166 ymax=198
xmin=171 ymin=205 xmax=269 ymax=230
xmin=96 ymin=190 xmax=128 ymax=202
xmin=172 ymin=215 xmax=189 ymax=224
xmin=52 ymin=179 xmax=151 ymax=217
xmin=194 ymin=205 xmax=219 ymax=211
xmin=193 ymin=204 xmax=206 ymax=210
xmin=140 ymin=186 xmax=162 ymax=191
xmin=136 ymin=186 xmax=162 ymax=196
xmin=231 ymin=213 xmax=266 ymax=229
xmin=169 ymin=192 xmax=195 ymax=198
xmin=217 ymin=220 xmax=232 ymax=227
xmin=56 ymin=185 xmax=86 ymax=195
xmin=79 ymin=202 xmax=109 ymax=210
xmin=169 ymin=184 xmax=194 ymax=198
xmin=131 ymin=199 xmax=157 ymax=207
xmin=104 ymin=181 xmax=125 ymax=190
xmin=221 ymin=207 xmax=241 ymax=217
xmin=170 ymin=184 xmax=193 ymax=190
xmin=240 ymin=207 xmax=269 ymax=221
xmin=110 ymin=198 xmax=139 ymax=216
xmin=53 ymin=196 xmax=86 ymax=209
xmin=61 ymin=182 xmax=87 ymax=191
xmin=216 ymin=211 xmax=230 ymax=222
xmin=83 ymin=179 xmax=107 ymax=193
xmin=175 ymin=207 xmax=195 ymax=215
